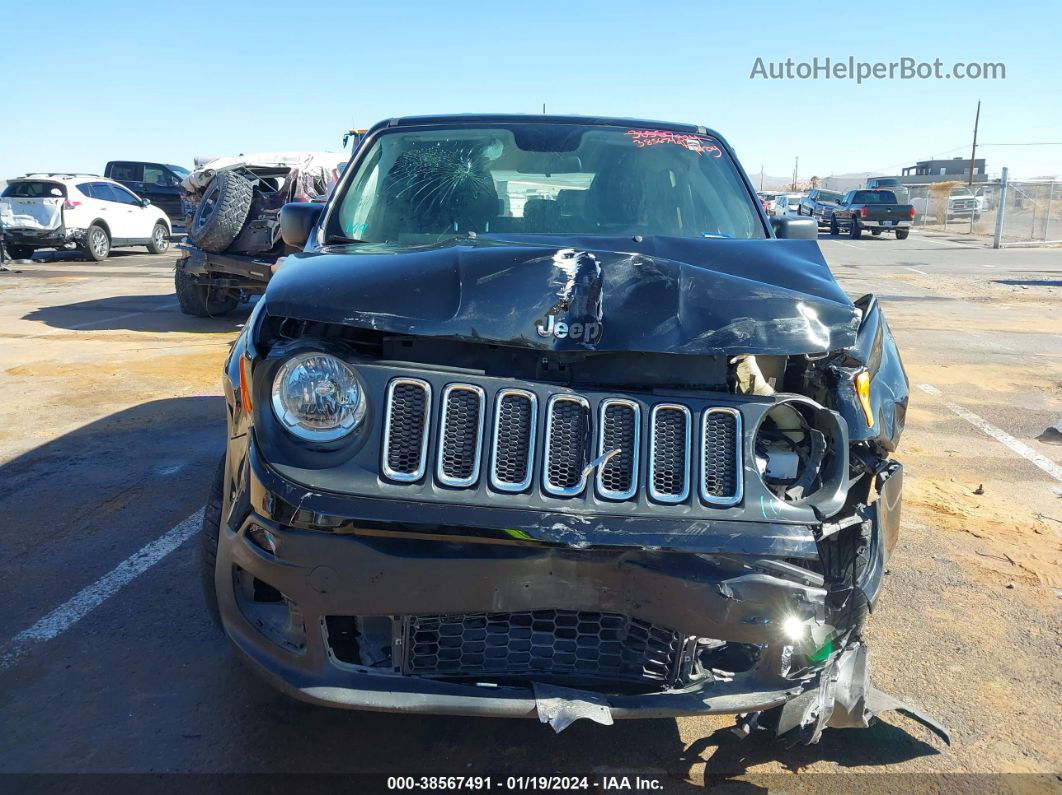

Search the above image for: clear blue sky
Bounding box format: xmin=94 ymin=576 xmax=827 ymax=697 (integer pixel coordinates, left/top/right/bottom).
xmin=5 ymin=0 xmax=1061 ymax=181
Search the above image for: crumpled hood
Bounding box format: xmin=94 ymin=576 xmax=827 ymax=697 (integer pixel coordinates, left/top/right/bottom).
xmin=263 ymin=236 xmax=859 ymax=355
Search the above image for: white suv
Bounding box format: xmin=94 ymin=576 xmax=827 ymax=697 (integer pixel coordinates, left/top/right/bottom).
xmin=0 ymin=174 xmax=171 ymax=261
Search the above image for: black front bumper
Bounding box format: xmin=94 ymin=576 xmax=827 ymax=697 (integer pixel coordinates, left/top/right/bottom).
xmin=212 ymin=446 xmax=839 ymax=718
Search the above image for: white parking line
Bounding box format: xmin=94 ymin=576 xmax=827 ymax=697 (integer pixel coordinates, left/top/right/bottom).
xmin=914 ymin=235 xmax=979 ymax=248
xmin=919 ymin=383 xmax=1062 ymax=483
xmin=0 ymin=509 xmax=203 ymax=673
xmin=905 ymin=266 xmax=929 ymax=276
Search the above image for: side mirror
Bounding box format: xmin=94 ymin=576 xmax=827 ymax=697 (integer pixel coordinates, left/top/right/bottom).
xmin=771 ymin=216 xmax=818 ymax=240
xmin=280 ymin=202 xmax=324 ymax=248
xmin=140 ymin=198 xmax=151 ymax=207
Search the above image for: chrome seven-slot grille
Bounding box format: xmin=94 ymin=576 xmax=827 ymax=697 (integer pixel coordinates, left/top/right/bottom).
xmin=381 ymin=378 xmax=743 ymax=505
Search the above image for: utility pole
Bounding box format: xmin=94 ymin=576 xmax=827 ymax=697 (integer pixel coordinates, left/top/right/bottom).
xmin=759 ymin=165 xmax=764 ymax=191
xmin=791 ymin=156 xmax=799 ymax=191
xmin=542 ymin=103 xmax=546 ymax=114
xmin=968 ymin=100 xmax=981 ymax=186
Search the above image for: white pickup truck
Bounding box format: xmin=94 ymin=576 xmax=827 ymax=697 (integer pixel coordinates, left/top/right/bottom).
xmin=0 ymin=174 xmax=171 ymax=261
xmin=911 ymin=185 xmax=982 ymax=222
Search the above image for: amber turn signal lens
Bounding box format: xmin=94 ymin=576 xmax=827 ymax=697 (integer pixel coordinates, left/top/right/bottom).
xmin=855 ymin=370 xmax=874 ymax=427
xmin=239 ymin=356 xmax=253 ymax=414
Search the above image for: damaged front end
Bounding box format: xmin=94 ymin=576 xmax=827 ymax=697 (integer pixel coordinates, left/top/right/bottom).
xmin=204 ymin=116 xmax=944 ymax=745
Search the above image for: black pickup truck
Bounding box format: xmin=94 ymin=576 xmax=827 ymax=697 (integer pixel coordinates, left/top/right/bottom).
xmin=104 ymin=161 xmax=190 ymax=228
xmin=830 ymin=189 xmax=914 ymax=240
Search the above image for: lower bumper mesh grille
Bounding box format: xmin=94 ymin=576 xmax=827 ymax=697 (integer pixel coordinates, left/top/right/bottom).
xmin=405 ymin=610 xmax=681 ymax=684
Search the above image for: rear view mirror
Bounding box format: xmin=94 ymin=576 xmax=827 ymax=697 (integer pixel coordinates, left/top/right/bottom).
xmin=771 ymin=216 xmax=818 ymax=240
xmin=280 ymin=202 xmax=324 ymax=248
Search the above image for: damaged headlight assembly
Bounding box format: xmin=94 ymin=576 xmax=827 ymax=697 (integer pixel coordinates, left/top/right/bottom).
xmin=270 ymin=352 xmax=366 ymax=441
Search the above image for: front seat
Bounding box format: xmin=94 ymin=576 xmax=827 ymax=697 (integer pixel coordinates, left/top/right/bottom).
xmin=584 ymin=152 xmax=646 ymax=234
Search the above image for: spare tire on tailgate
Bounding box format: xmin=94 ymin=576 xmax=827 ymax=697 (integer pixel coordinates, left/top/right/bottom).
xmin=188 ymin=170 xmax=253 ymax=253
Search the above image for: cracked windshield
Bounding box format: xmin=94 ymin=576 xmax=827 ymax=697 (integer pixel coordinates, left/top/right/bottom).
xmin=336 ymin=125 xmax=766 ymax=244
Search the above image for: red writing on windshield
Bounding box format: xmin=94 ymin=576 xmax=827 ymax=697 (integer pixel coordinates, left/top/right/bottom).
xmin=625 ymin=130 xmax=722 ymax=156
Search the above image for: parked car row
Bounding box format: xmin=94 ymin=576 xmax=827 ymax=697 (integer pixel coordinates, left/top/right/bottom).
xmin=758 ymin=181 xmax=915 ymax=241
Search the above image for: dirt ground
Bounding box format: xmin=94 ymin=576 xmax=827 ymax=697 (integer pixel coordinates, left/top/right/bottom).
xmin=0 ymin=234 xmax=1060 ymax=790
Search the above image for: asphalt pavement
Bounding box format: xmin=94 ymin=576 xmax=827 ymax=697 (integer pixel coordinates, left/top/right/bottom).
xmin=0 ymin=233 xmax=1059 ymax=789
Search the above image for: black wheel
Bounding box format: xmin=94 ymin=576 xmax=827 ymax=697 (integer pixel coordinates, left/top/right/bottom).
xmin=147 ymin=222 xmax=170 ymax=254
xmin=829 ymin=216 xmax=840 ymax=236
xmin=871 ymin=229 xmax=882 ymax=236
xmin=83 ymin=224 xmax=111 ymax=261
xmin=201 ymin=453 xmax=229 ymax=629
xmin=895 ymin=229 xmax=910 ymax=240
xmin=849 ymin=218 xmax=862 ymax=239
xmin=175 ymin=267 xmax=239 ymax=317
xmin=188 ymin=170 xmax=253 ymax=254
xmin=5 ymin=244 xmax=35 ymax=260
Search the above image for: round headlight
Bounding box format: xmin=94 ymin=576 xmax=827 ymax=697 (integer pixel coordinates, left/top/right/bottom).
xmin=271 ymin=352 xmax=365 ymax=441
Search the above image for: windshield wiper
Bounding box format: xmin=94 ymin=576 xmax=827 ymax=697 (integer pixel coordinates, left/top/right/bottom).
xmin=325 ymin=234 xmax=370 ymax=245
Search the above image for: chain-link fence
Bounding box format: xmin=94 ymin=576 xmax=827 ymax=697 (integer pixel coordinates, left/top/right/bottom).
xmin=904 ymin=176 xmax=1062 ymax=246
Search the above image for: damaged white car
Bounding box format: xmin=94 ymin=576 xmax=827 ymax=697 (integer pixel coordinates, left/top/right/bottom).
xmin=0 ymin=174 xmax=171 ymax=261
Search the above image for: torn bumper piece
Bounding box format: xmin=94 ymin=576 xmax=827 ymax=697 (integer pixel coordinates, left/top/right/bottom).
xmin=769 ymin=643 xmax=950 ymax=746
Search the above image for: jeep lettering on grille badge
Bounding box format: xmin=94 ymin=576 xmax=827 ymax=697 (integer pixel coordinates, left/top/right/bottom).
xmin=535 ymin=313 xmax=603 ymax=344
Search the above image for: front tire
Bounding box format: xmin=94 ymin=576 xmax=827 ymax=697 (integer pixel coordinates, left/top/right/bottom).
xmin=201 ymin=454 xmax=228 ymax=629
xmin=175 ymin=268 xmax=239 ymax=317
xmin=849 ymin=219 xmax=862 ymax=239
xmin=83 ymin=224 xmax=111 ymax=261
xmin=147 ymin=222 xmax=170 ymax=254
xmin=830 ymin=216 xmax=840 ymax=236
